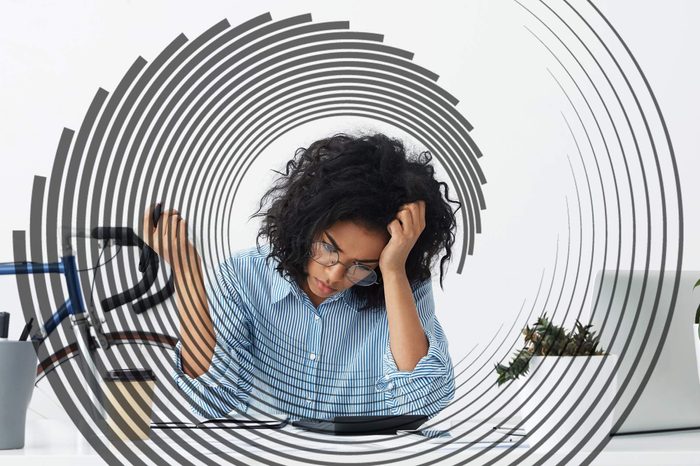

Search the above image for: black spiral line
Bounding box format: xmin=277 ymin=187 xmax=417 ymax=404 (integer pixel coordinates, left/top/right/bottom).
xmin=10 ymin=1 xmax=683 ymax=463
xmin=12 ymin=13 xmax=486 ymax=466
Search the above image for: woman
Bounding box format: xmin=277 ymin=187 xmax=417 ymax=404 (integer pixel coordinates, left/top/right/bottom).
xmin=145 ymin=133 xmax=458 ymax=420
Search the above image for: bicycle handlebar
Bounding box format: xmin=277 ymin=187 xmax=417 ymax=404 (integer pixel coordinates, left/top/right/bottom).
xmin=90 ymin=226 xmax=174 ymax=314
xmin=91 ymin=226 xmax=144 ymax=247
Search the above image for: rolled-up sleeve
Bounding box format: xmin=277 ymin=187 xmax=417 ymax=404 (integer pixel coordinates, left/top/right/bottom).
xmin=376 ymin=279 xmax=455 ymax=418
xmin=172 ymin=258 xmax=254 ymax=419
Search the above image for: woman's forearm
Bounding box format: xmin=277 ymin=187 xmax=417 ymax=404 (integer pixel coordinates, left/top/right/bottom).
xmin=174 ymin=248 xmax=216 ymax=378
xmin=382 ymin=269 xmax=429 ymax=371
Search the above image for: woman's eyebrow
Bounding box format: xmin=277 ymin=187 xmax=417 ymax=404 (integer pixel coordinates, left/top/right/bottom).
xmin=324 ymin=232 xmax=380 ymax=263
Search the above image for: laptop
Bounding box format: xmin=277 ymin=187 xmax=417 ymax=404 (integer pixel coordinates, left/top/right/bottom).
xmin=590 ymin=270 xmax=700 ymax=435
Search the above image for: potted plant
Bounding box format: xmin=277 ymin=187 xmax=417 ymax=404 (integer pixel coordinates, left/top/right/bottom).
xmin=495 ymin=314 xmax=616 ymax=449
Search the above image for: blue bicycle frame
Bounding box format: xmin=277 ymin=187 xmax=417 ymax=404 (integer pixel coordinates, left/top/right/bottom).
xmin=1 ymin=227 xmax=175 ymax=383
xmin=0 ymin=255 xmax=84 ymax=341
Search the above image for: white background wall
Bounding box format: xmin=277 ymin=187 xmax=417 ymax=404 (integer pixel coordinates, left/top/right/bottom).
xmin=1 ymin=0 xmax=698 ymax=421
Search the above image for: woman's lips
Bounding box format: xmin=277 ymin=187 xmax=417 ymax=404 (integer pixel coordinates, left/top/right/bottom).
xmin=315 ymin=277 xmax=335 ymax=294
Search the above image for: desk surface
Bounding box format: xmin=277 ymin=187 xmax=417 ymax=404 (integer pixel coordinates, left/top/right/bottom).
xmin=2 ymin=417 xmax=700 ymax=466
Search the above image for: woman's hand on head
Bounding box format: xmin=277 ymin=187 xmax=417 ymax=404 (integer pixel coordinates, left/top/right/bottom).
xmin=142 ymin=205 xmax=198 ymax=270
xmin=379 ymin=200 xmax=426 ymax=275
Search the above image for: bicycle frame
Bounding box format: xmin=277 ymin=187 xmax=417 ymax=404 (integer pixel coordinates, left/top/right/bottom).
xmin=0 ymin=225 xmax=178 ymax=437
xmin=0 ymin=253 xmax=85 ymax=341
xmin=1 ymin=227 xmax=176 ymax=383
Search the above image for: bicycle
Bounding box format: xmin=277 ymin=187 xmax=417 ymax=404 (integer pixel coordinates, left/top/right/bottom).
xmin=0 ymin=223 xmax=177 ymax=385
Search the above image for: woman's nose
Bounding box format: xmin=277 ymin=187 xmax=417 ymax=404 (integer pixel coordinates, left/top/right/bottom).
xmin=328 ymin=263 xmax=346 ymax=282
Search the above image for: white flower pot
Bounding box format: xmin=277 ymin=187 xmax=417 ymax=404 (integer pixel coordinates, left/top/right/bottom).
xmin=515 ymin=354 xmax=618 ymax=450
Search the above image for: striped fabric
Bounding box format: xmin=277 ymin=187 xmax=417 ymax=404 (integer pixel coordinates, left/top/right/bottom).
xmin=173 ymin=245 xmax=455 ymax=420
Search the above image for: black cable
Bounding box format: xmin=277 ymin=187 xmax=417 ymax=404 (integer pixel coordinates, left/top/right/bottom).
xmin=88 ymin=243 xmax=108 ymax=310
xmin=78 ymin=243 xmax=122 ymax=272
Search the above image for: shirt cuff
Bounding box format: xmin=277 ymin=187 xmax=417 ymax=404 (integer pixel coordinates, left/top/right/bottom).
xmin=377 ymin=338 xmax=449 ymax=393
xmin=376 ymin=336 xmax=455 ymax=418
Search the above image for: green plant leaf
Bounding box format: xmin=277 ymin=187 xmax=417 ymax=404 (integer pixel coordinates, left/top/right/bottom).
xmin=495 ymin=313 xmax=610 ymax=386
xmin=694 ymin=278 xmax=700 ymax=289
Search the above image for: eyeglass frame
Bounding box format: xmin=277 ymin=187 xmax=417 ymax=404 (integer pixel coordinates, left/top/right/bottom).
xmin=308 ymin=240 xmax=380 ymax=286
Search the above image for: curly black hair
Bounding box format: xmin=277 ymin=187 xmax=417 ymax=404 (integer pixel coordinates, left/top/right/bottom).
xmin=253 ymin=133 xmax=460 ymax=310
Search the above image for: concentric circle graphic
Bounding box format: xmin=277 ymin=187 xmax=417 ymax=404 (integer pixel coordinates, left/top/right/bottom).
xmin=11 ymin=2 xmax=683 ymax=465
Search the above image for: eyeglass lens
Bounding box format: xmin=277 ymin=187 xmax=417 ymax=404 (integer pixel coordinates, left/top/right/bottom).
xmin=310 ymin=242 xmax=376 ymax=285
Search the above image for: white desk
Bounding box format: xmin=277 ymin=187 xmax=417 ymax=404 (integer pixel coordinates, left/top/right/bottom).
xmin=2 ymin=417 xmax=700 ymax=465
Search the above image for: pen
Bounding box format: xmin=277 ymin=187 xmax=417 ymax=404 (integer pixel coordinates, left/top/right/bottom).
xmin=492 ymin=426 xmax=526 ymax=436
xmin=0 ymin=312 xmax=9 ymax=339
xmin=19 ymin=317 xmax=34 ymax=341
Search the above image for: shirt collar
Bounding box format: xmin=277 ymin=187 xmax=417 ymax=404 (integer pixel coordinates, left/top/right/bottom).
xmin=270 ymin=270 xmax=294 ymax=304
xmin=269 ymin=268 xmax=361 ymax=311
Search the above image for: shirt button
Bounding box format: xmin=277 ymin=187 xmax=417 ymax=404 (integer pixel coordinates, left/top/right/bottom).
xmin=314 ymin=315 xmax=320 ymax=321
xmin=309 ymin=353 xmax=316 ymax=360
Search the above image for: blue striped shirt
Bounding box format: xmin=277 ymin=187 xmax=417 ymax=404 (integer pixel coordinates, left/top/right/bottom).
xmin=173 ymin=245 xmax=455 ymax=420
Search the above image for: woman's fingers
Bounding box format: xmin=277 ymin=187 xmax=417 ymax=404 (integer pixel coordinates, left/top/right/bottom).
xmin=143 ymin=206 xmax=154 ymax=245
xmin=159 ymin=209 xmax=180 ymax=235
xmin=396 ymin=201 xmax=426 ymax=237
xmin=415 ymin=200 xmax=426 ymax=231
xmin=163 ymin=213 xmax=175 ymax=246
xmin=143 ymin=206 xmax=181 ymax=255
xmin=387 ymin=218 xmax=403 ymax=237
xmin=396 ymin=208 xmax=413 ymax=234
xmin=177 ymin=216 xmax=189 ymax=241
xmin=167 ymin=212 xmax=185 ymax=252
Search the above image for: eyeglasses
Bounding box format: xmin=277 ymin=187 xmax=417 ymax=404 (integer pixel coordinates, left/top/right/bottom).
xmin=309 ymin=241 xmax=378 ymax=286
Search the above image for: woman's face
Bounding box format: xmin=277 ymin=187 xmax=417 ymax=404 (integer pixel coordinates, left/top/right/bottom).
xmin=301 ymin=220 xmax=389 ymax=307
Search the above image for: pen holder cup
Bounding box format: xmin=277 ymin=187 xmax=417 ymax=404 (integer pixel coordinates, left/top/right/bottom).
xmin=103 ymin=369 xmax=156 ymax=442
xmin=0 ymin=340 xmax=37 ymax=449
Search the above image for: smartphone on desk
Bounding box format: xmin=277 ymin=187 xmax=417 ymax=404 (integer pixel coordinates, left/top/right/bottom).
xmin=292 ymin=415 xmax=428 ymax=435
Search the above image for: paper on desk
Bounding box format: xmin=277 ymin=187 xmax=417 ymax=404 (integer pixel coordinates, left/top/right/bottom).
xmin=371 ymin=420 xmax=531 ymax=453
xmin=365 ymin=432 xmax=529 ymax=453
